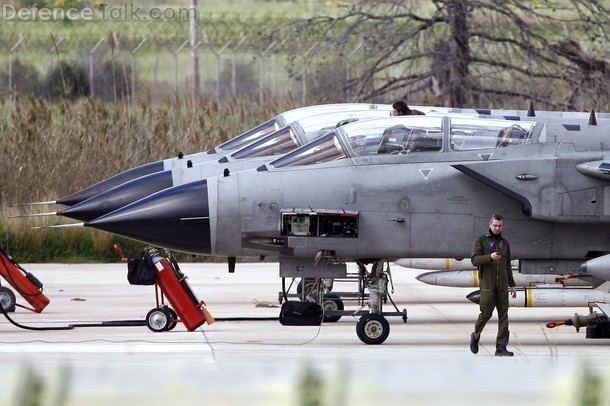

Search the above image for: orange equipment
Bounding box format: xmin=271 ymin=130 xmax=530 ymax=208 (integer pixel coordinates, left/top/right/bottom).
xmin=0 ymin=247 xmax=50 ymax=313
xmin=115 ymin=245 xmax=214 ymax=332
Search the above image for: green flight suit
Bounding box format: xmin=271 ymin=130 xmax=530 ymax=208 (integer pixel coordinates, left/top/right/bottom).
xmin=471 ymin=230 xmax=516 ymax=347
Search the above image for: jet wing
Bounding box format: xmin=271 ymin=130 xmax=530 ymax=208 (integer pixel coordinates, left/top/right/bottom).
xmin=452 ymin=157 xmax=557 ymax=219
xmin=453 ymin=153 xmax=604 ymax=222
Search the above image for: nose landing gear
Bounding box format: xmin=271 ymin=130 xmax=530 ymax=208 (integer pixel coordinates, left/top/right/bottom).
xmin=355 ymin=260 xmax=405 ymax=345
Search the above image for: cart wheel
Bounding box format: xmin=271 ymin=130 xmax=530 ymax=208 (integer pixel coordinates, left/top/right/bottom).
xmin=0 ymin=286 xmax=16 ymax=313
xmin=356 ymin=313 xmax=390 ymax=345
xmin=146 ymin=307 xmax=171 ymax=332
xmin=322 ymin=293 xmax=344 ymax=323
xmin=166 ymin=308 xmax=178 ymax=331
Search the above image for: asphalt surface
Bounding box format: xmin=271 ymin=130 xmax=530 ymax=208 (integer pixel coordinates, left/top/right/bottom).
xmin=1 ymin=261 xmax=608 ymax=405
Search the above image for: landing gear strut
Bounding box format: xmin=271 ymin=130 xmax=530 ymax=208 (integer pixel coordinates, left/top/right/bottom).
xmin=355 ymin=260 xmax=403 ymax=345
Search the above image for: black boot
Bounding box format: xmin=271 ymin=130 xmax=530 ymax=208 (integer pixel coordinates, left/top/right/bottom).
xmin=470 ymin=332 xmax=479 ymax=354
xmin=495 ymin=345 xmax=514 ymax=356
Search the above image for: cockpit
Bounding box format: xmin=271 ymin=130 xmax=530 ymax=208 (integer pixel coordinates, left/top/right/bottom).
xmin=224 ymin=109 xmax=391 ymax=161
xmin=212 ymin=103 xmax=392 ymax=155
xmin=265 ymin=116 xmax=536 ymax=169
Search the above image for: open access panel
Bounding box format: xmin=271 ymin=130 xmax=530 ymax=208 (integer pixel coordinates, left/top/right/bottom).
xmin=281 ymin=209 xmax=358 ymax=238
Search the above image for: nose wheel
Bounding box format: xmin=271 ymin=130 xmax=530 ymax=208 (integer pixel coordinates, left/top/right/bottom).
xmin=356 ymin=313 xmax=390 ymax=345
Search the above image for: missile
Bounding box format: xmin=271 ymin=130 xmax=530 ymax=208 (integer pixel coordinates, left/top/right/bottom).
xmin=396 ymin=257 xmax=519 ymax=271
xmin=466 ymin=287 xmax=610 ymax=307
xmin=579 ymin=254 xmax=610 ymax=281
xmin=395 ymin=258 xmax=471 ymax=270
xmin=416 ymin=269 xmax=592 ymax=288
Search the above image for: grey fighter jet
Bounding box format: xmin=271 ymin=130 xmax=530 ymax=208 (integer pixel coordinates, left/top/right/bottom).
xmin=54 ymin=108 xmax=398 ymax=221
xmin=69 ymin=112 xmax=610 ymax=344
xmin=27 ymin=103 xmax=393 ymax=207
xmin=35 ymin=106 xmax=610 ymax=223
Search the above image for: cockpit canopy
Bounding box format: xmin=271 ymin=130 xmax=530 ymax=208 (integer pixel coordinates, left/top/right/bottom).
xmin=267 ymin=116 xmax=536 ymax=169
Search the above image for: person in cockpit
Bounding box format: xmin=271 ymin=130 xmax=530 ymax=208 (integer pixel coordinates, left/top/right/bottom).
xmin=392 ymin=101 xmax=425 ymax=116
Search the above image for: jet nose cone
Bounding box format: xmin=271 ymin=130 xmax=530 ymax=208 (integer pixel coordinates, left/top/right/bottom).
xmin=57 ymin=161 xmax=164 ymax=206
xmin=60 ymin=170 xmax=174 ymax=222
xmin=466 ymin=290 xmax=481 ymax=304
xmin=87 ymin=180 xmax=211 ymax=255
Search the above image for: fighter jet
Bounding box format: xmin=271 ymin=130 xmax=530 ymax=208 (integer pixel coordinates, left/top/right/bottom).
xmin=29 ymin=106 xmax=610 ymax=224
xmin=23 ymin=102 xmax=608 ymax=211
xmin=52 ymin=108 xmax=400 ymax=221
xmin=55 ymin=110 xmax=610 ymax=344
xmin=22 ymin=103 xmax=394 ymax=208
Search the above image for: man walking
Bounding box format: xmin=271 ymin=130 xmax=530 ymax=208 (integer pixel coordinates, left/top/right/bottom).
xmin=470 ymin=214 xmax=517 ymax=356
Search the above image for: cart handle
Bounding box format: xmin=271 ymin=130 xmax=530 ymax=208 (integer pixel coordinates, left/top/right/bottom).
xmin=113 ymin=244 xmax=127 ymax=262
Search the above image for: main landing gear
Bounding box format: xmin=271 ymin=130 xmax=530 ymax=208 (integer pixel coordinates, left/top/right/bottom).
xmin=280 ymin=259 xmax=407 ymax=344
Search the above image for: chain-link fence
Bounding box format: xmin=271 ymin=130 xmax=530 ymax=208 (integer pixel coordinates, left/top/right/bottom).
xmin=0 ymin=34 xmax=390 ymax=104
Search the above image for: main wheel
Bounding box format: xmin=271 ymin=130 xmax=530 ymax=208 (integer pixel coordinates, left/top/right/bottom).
xmin=146 ymin=307 xmax=171 ymax=332
xmin=356 ymin=313 xmax=390 ymax=345
xmin=0 ymin=286 xmax=16 ymax=313
xmin=322 ymin=293 xmax=344 ymax=323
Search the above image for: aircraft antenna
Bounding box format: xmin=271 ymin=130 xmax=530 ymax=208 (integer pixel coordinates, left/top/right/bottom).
xmin=527 ymin=101 xmax=535 ymax=117
xmin=588 ymin=109 xmax=597 ymax=126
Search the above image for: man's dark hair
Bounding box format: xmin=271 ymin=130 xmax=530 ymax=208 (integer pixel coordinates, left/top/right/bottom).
xmin=490 ymin=214 xmax=504 ymax=222
xmin=392 ymin=101 xmax=411 ymax=115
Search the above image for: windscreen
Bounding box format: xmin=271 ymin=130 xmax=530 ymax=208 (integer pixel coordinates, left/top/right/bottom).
xmin=230 ymin=125 xmax=299 ymax=160
xmin=215 ymin=118 xmax=280 ymax=152
xmin=269 ymin=132 xmax=346 ymax=168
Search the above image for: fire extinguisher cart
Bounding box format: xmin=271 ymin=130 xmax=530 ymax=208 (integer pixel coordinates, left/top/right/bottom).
xmin=0 ymin=246 xmax=50 ymax=314
xmin=115 ymin=245 xmax=214 ymax=332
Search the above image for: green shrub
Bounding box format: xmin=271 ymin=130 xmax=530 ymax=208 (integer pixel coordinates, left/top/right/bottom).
xmin=0 ymin=59 xmax=43 ymax=97
xmin=42 ymin=61 xmax=90 ymax=99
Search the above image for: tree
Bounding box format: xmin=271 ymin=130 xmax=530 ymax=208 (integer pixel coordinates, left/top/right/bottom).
xmin=272 ymin=0 xmax=610 ymax=110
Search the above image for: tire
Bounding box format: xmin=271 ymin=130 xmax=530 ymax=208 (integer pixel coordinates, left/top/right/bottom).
xmin=166 ymin=308 xmax=178 ymax=331
xmin=0 ymin=286 xmax=16 ymax=313
xmin=296 ymin=278 xmax=315 ymax=295
xmin=322 ymin=293 xmax=344 ymax=323
xmin=146 ymin=307 xmax=171 ymax=332
xmin=356 ymin=313 xmax=390 ymax=345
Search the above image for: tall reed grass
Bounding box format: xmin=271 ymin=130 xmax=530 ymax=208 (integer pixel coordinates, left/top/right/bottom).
xmin=0 ymin=95 xmax=298 ymax=262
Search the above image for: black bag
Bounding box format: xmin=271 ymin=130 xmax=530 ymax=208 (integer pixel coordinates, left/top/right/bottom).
xmin=279 ymin=301 xmax=323 ymax=326
xmin=127 ymin=254 xmax=157 ymax=285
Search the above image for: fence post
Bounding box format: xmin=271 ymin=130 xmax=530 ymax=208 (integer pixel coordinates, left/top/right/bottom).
xmin=130 ymin=37 xmax=148 ymax=104
xmin=173 ymin=40 xmax=189 ymax=95
xmin=301 ymin=41 xmax=319 ymax=104
xmin=8 ymin=36 xmax=25 ymax=95
xmin=231 ymin=36 xmax=248 ymax=97
xmin=48 ymin=37 xmax=64 ymax=70
xmin=89 ymin=38 xmax=105 ymax=98
xmin=258 ymin=41 xmax=276 ymax=104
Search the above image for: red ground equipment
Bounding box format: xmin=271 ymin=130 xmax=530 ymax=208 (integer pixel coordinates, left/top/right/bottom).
xmin=115 ymin=245 xmax=214 ymax=332
xmin=0 ymin=247 xmax=50 ymax=313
